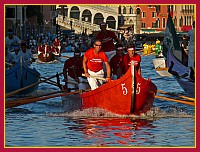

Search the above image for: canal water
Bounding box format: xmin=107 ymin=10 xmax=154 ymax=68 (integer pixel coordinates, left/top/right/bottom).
xmin=5 ymin=52 xmax=195 ymax=147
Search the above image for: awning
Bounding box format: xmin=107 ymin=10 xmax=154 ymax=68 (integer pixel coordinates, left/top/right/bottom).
xmin=181 ymin=26 xmax=192 ymax=32
xmin=141 ymin=29 xmax=156 ymax=33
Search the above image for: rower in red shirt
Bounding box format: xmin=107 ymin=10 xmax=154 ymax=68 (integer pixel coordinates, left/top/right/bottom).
xmin=110 ymin=43 xmax=125 ymax=79
xmin=96 ymin=22 xmax=121 ymax=60
xmin=63 ymin=50 xmax=88 ymax=91
xmin=37 ymin=43 xmax=44 ymax=54
xmin=122 ymin=43 xmax=141 ymax=75
xmin=52 ymin=37 xmax=61 ymax=55
xmin=83 ymin=39 xmax=111 ymax=90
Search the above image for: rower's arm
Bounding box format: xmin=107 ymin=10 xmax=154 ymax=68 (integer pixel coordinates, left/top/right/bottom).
xmin=83 ymin=56 xmax=89 ymax=77
xmin=105 ymin=61 xmax=111 ymax=78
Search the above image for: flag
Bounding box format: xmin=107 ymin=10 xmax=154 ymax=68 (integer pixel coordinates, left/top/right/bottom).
xmin=163 ymin=9 xmax=182 ymax=63
xmin=163 ymin=8 xmax=189 ymax=76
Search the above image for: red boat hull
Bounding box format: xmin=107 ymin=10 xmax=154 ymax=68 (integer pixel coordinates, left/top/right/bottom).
xmin=81 ymin=64 xmax=157 ymax=115
xmin=38 ymin=52 xmax=55 ymax=62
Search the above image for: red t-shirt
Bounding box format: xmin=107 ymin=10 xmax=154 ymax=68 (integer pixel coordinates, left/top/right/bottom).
xmin=53 ymin=40 xmax=60 ymax=47
xmin=84 ymin=48 xmax=108 ymax=72
xmin=110 ymin=54 xmax=123 ymax=75
xmin=122 ymin=53 xmax=141 ymax=74
xmin=96 ymin=30 xmax=117 ymax=52
xmin=64 ymin=56 xmax=83 ymax=79
xmin=38 ymin=45 xmax=44 ymax=53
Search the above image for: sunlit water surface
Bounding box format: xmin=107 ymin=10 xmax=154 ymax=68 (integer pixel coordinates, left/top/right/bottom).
xmin=5 ymin=52 xmax=195 ymax=147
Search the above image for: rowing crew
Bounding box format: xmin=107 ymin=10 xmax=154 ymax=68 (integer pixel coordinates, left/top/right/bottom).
xmin=62 ymin=39 xmax=141 ymax=92
xmin=6 ymin=42 xmax=35 ymax=68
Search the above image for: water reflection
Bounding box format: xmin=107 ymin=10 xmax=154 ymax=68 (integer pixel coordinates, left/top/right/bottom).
xmin=63 ymin=117 xmax=155 ymax=146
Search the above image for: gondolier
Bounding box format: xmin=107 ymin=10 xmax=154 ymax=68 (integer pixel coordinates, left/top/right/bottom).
xmin=83 ymin=39 xmax=111 ymax=90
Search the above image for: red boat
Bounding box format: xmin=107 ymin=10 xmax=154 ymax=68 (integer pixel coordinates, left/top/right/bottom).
xmin=80 ymin=62 xmax=157 ymax=115
xmin=38 ymin=52 xmax=55 ymax=62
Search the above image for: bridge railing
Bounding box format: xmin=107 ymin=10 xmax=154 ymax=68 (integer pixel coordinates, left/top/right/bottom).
xmin=57 ymin=14 xmax=116 ymax=34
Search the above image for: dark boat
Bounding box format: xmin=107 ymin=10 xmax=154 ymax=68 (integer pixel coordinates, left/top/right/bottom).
xmin=163 ymin=11 xmax=195 ymax=98
xmin=167 ymin=48 xmax=195 ymax=97
xmin=6 ymin=61 xmax=40 ymax=94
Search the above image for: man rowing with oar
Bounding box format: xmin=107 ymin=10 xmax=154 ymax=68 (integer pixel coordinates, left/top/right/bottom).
xmin=83 ymin=39 xmax=111 ymax=90
xmin=63 ymin=49 xmax=89 ymax=92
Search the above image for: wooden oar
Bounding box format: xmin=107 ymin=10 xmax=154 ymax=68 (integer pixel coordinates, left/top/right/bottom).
xmin=61 ymin=55 xmax=70 ymax=58
xmin=82 ymin=74 xmax=106 ymax=81
xmin=157 ymin=90 xmax=195 ymax=101
xmin=155 ymin=95 xmax=195 ymax=106
xmin=5 ymin=62 xmax=13 ymax=66
xmin=6 ymin=90 xmax=81 ymax=109
xmin=6 ymin=72 xmax=63 ymax=98
xmin=40 ymin=76 xmax=60 ymax=84
xmin=42 ymin=81 xmax=60 ymax=87
xmin=156 ymin=67 xmax=169 ymax=71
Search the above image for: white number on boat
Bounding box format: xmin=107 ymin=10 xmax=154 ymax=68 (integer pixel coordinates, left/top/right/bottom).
xmin=121 ymin=83 xmax=128 ymax=95
xmin=136 ymin=83 xmax=141 ymax=94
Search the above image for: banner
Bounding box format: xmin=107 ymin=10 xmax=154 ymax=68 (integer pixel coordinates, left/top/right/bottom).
xmin=163 ymin=11 xmax=182 ymax=63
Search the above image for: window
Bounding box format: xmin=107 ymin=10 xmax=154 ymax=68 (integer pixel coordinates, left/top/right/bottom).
xmin=152 ymin=12 xmax=156 ymax=18
xmin=162 ymin=18 xmax=166 ymax=28
xmin=118 ymin=6 xmax=121 ymax=14
xmin=130 ymin=6 xmax=133 ymax=14
xmin=6 ymin=7 xmax=15 ymax=18
xmin=184 ymin=16 xmax=187 ymax=25
xmin=141 ymin=22 xmax=146 ymax=28
xmin=136 ymin=8 xmax=141 ymax=15
xmin=148 ymin=5 xmax=154 ymax=8
xmin=123 ymin=7 xmax=126 ymax=14
xmin=179 ymin=16 xmax=183 ymax=27
xmin=157 ymin=18 xmax=160 ymax=28
xmin=142 ymin=12 xmax=146 ymax=18
xmin=174 ymin=16 xmax=177 ymax=27
xmin=152 ymin=22 xmax=157 ymax=28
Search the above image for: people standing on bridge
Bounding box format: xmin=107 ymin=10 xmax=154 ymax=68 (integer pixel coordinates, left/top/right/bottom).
xmin=83 ymin=39 xmax=111 ymax=90
xmin=96 ymin=22 xmax=121 ymax=60
xmin=187 ymin=21 xmax=195 ymax=80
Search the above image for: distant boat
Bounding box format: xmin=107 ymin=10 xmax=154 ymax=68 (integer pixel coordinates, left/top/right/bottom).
xmin=38 ymin=52 xmax=55 ymax=62
xmin=6 ymin=61 xmax=40 ymax=94
xmin=152 ymin=57 xmax=172 ymax=77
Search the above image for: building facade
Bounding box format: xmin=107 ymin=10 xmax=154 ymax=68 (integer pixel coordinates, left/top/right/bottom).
xmin=5 ymin=4 xmax=195 ymax=39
